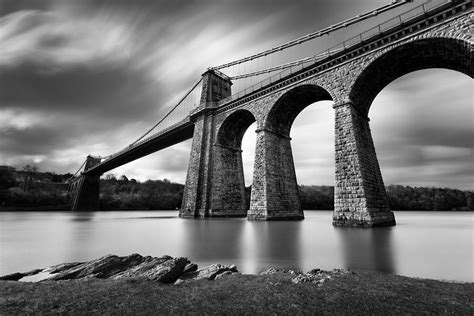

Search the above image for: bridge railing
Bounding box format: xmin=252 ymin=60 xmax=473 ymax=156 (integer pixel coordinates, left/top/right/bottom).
xmin=216 ymin=0 xmax=461 ymax=107
xmin=78 ymin=0 xmax=469 ymax=175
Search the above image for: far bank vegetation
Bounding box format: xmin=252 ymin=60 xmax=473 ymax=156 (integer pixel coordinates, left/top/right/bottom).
xmin=0 ymin=165 xmax=472 ymax=211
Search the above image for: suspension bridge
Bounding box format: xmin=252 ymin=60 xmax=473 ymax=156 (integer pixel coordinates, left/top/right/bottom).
xmin=68 ymin=0 xmax=473 ymax=227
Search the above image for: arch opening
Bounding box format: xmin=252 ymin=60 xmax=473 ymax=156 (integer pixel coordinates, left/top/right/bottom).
xmin=248 ymin=84 xmax=334 ymax=220
xmin=350 ymin=37 xmax=473 ymax=116
xmin=291 ymin=103 xmax=335 ymax=209
xmin=265 ymin=84 xmax=333 ymax=136
xmin=370 ymin=68 xmax=473 ymax=209
xmin=217 ymin=109 xmax=256 ymax=149
xmin=211 ymin=109 xmax=256 ymax=217
xmin=332 ymin=38 xmax=472 ymax=227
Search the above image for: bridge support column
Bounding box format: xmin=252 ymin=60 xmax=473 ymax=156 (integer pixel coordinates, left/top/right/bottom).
xmin=180 ymin=113 xmax=215 ymax=218
xmin=248 ymin=129 xmax=304 ymax=220
xmin=71 ymin=156 xmax=102 ymax=212
xmin=333 ymin=101 xmax=395 ymax=227
xmin=180 ymin=70 xmax=233 ymax=218
xmin=209 ymin=144 xmax=247 ymax=217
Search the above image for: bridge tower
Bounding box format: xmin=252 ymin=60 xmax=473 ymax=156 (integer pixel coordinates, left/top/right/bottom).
xmin=70 ymin=155 xmax=101 ymax=212
xmin=180 ymin=70 xmax=234 ymax=218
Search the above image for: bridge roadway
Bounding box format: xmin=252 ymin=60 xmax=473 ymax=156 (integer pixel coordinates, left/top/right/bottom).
xmin=73 ymin=0 xmax=472 ymax=225
xmin=83 ymin=0 xmax=469 ymax=178
xmin=84 ymin=120 xmax=194 ymax=176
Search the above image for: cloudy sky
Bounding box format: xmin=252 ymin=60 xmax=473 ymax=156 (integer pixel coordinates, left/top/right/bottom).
xmin=0 ymin=0 xmax=472 ymax=190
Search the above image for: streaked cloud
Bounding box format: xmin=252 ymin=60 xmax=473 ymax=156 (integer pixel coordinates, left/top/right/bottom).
xmin=0 ymin=0 xmax=472 ymax=190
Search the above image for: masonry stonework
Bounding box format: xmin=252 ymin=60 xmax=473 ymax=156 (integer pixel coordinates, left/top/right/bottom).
xmin=208 ymin=7 xmax=471 ymax=225
xmin=180 ymin=70 xmax=234 ymax=218
xmin=71 ymin=156 xmax=101 ymax=212
xmin=210 ymin=144 xmax=247 ymax=217
xmin=75 ymin=2 xmax=471 ymax=227
xmin=332 ymin=102 xmax=395 ymax=227
xmin=248 ymin=129 xmax=303 ymax=220
xmin=180 ymin=113 xmax=214 ymax=217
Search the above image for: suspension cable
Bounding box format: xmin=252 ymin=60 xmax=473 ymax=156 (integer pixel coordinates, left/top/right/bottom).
xmin=209 ymin=0 xmax=412 ymax=71
xmin=229 ymin=47 xmax=345 ymax=80
xmin=129 ymin=78 xmax=203 ymax=146
xmin=70 ymin=1 xmax=420 ymax=170
xmin=67 ymin=159 xmax=87 ymax=181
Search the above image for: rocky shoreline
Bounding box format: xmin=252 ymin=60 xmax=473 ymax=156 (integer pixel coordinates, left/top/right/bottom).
xmin=1 ymin=254 xmax=473 ymax=314
xmin=0 ymin=254 xmax=243 ymax=284
xmin=0 ymin=253 xmax=350 ymax=285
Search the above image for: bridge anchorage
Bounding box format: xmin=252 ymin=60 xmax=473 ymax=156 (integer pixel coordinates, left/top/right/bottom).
xmin=69 ymin=0 xmax=473 ymax=227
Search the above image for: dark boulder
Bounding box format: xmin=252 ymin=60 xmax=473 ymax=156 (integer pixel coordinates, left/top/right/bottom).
xmin=182 ymin=263 xmax=238 ymax=281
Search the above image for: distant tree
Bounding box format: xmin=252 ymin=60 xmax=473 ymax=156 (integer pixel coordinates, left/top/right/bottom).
xmin=0 ymin=166 xmax=16 ymax=189
xmin=22 ymin=164 xmax=38 ymax=191
xmin=299 ymin=185 xmax=334 ymax=210
xmin=105 ymin=174 xmax=117 ymax=183
xmin=51 ymin=174 xmax=63 ymax=183
xmin=119 ymin=175 xmax=129 ymax=183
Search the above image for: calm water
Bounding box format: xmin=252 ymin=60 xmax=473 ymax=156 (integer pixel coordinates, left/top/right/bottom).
xmin=0 ymin=211 xmax=472 ymax=282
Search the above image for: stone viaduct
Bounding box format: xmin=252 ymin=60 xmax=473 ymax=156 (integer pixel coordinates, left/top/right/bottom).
xmin=72 ymin=1 xmax=473 ymax=227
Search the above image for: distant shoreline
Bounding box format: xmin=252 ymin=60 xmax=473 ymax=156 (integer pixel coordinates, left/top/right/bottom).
xmin=0 ymin=207 xmax=471 ymax=212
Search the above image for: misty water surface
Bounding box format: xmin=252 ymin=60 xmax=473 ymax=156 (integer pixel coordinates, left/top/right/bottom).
xmin=0 ymin=211 xmax=472 ymax=282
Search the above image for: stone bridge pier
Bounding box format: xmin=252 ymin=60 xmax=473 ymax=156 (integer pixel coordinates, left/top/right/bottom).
xmin=332 ymin=100 xmax=395 ymax=227
xmin=70 ymin=1 xmax=471 ymax=228
xmin=180 ymin=70 xmax=237 ymax=218
xmin=179 ymin=70 xmax=396 ymax=226
xmin=180 ymin=3 xmax=473 ymax=226
xmin=70 ymin=155 xmax=102 ymax=212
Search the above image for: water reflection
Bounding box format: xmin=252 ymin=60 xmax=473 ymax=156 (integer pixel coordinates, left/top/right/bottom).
xmin=179 ymin=218 xmax=246 ymax=264
xmin=71 ymin=211 xmax=95 ymax=222
xmin=68 ymin=212 xmax=97 ymax=262
xmin=0 ymin=211 xmax=472 ymax=281
xmin=240 ymin=221 xmax=303 ymax=273
xmin=336 ymin=226 xmax=396 ymax=274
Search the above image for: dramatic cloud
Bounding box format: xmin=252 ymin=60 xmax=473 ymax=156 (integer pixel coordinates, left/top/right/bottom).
xmin=0 ymin=0 xmax=472 ymax=189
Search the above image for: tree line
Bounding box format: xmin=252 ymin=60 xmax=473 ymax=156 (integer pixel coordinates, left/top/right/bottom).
xmin=99 ymin=175 xmax=183 ymax=210
xmin=0 ymin=165 xmax=71 ymax=207
xmin=0 ymin=165 xmax=472 ymax=211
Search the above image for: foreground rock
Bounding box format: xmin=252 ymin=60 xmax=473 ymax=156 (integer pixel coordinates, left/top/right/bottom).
xmin=2 ymin=269 xmax=472 ymax=315
xmin=0 ymin=254 xmax=238 ymax=284
xmin=261 ymin=267 xmax=352 ymax=286
xmin=178 ymin=263 xmax=238 ymax=282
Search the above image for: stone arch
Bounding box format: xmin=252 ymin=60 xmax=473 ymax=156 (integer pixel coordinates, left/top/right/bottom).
xmin=216 ymin=109 xmax=256 ymax=149
xmin=349 ymin=37 xmax=473 ymax=116
xmin=265 ymin=84 xmax=333 ymax=136
xmin=211 ymin=109 xmax=256 ymax=217
xmin=248 ymin=84 xmax=333 ymax=220
xmin=332 ymin=37 xmax=472 ymax=227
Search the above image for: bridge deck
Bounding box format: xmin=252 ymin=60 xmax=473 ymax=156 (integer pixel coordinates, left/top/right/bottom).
xmin=82 ymin=0 xmax=470 ymax=177
xmin=214 ymin=0 xmax=471 ymax=112
xmin=84 ymin=121 xmax=194 ymax=176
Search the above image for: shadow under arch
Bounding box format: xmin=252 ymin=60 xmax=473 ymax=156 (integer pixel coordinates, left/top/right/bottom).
xmin=217 ymin=109 xmax=256 ymax=148
xmin=349 ymin=37 xmax=473 ymax=116
xmin=248 ymin=84 xmax=333 ymax=220
xmin=210 ymin=109 xmax=256 ymax=217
